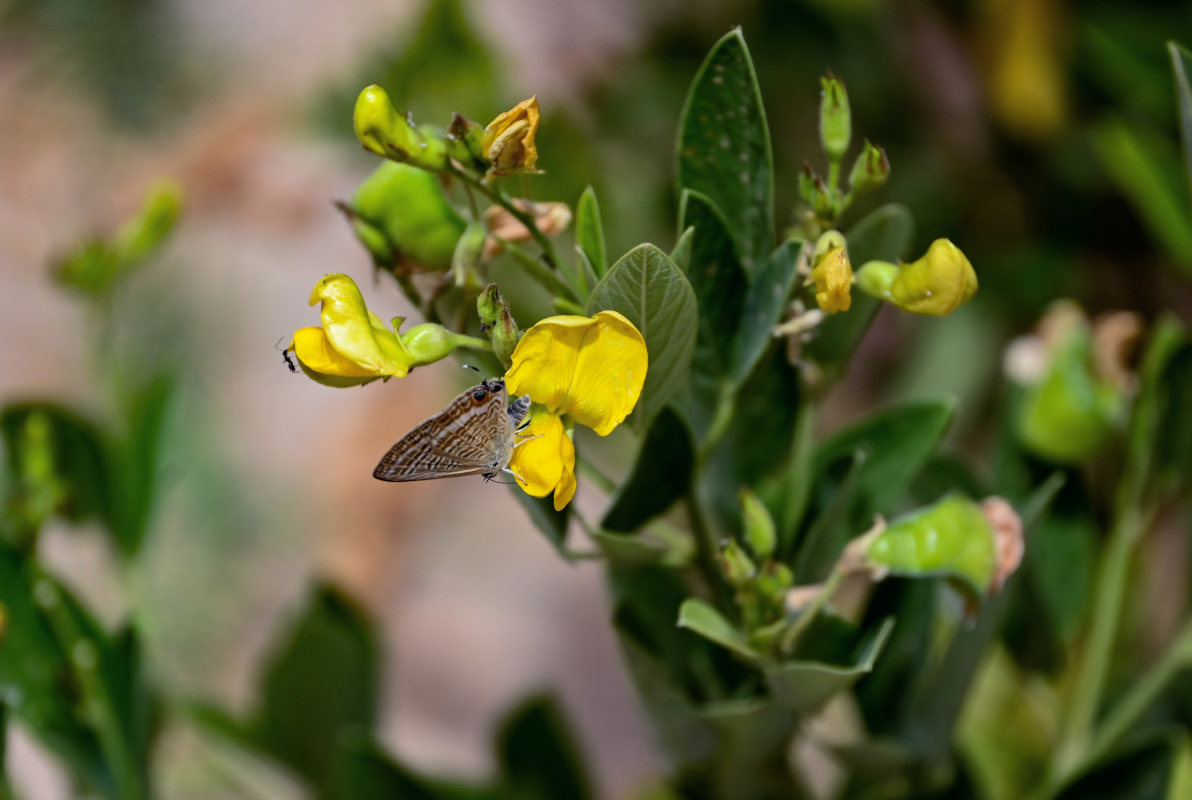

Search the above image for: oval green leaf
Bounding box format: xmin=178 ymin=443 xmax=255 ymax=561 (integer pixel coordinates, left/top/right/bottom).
xmin=676 ymin=28 xmax=773 ymax=273
xmin=587 ymin=244 xmax=698 ymax=430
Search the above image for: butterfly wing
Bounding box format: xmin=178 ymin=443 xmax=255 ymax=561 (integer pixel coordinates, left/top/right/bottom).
xmin=373 ymin=382 xmax=514 ymax=482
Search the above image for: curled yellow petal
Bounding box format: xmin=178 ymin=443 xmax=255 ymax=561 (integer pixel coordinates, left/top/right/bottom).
xmin=810 ymin=245 xmax=853 ymax=314
xmin=482 ymin=96 xmax=540 ymax=176
xmin=309 ymin=273 xmax=410 ymax=375
xmin=508 ymin=407 xmax=577 ymax=510
xmin=505 ymin=310 xmax=647 ymax=436
xmin=890 ymin=239 xmax=978 ymax=316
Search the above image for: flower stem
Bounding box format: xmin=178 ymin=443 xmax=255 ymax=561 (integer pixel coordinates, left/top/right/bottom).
xmin=686 ymin=494 xmax=735 ymax=614
xmin=1053 ymin=500 xmax=1150 ymax=779
xmin=450 ymin=165 xmax=567 ymax=278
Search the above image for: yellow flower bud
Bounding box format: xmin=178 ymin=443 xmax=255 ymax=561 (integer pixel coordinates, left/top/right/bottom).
xmin=809 ymin=245 xmax=853 ymax=314
xmin=352 ymin=85 xmax=447 ymax=171
xmin=889 ymin=239 xmax=978 ymax=316
xmin=482 ymin=96 xmax=541 ymax=176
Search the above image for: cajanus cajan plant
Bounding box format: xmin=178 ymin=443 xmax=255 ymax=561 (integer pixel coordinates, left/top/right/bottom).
xmin=3 ymin=23 xmax=1192 ymax=800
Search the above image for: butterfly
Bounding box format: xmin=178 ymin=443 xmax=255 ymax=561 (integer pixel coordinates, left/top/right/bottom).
xmin=373 ymin=378 xmax=532 ymax=482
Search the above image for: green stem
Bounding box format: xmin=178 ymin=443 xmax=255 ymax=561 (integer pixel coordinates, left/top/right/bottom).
xmin=1054 ymin=503 xmax=1146 ymax=776
xmin=575 ymin=453 xmax=616 ymax=494
xmin=695 ymin=382 xmax=737 ymax=467
xmin=502 ymin=241 xmax=575 ymax=300
xmin=827 ymin=159 xmax=841 ymax=193
xmin=451 ymin=166 xmax=567 ymax=278
xmin=686 ymin=495 xmax=735 ymax=614
xmin=1088 ymin=617 xmax=1192 ymax=764
xmin=779 ymin=560 xmax=847 ymax=654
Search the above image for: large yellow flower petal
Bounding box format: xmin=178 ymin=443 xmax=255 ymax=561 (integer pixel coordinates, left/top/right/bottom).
xmin=309 ymin=274 xmax=410 ymax=374
xmin=505 ymin=310 xmax=647 ymax=436
xmin=292 ymin=327 xmax=384 ymax=387
xmin=508 ymin=408 xmax=576 ymax=510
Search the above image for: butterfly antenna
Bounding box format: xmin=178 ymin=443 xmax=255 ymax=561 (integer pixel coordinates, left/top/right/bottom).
xmin=461 ymin=364 xmax=486 ymax=377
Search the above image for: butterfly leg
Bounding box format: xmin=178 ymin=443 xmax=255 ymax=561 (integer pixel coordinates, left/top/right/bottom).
xmin=512 ymin=432 xmax=543 ymax=449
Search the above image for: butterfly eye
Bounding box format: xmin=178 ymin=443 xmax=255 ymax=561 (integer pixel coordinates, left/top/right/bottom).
xmin=472 ymin=389 xmax=487 ymax=401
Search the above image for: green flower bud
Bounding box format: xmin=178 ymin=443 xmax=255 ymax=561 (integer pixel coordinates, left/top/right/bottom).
xmin=819 ymin=72 xmax=852 ymax=162
xmin=847 ymin=140 xmax=889 ymax=195
xmin=343 ymin=161 xmax=466 ymax=271
xmin=400 ymin=322 xmax=491 ymax=367
xmin=718 ymin=538 xmax=757 ymax=588
xmin=740 ymin=489 xmax=776 ymax=560
xmin=352 ymin=85 xmax=447 ymax=171
xmin=754 ymin=562 xmax=793 ymax=605
xmin=446 ymin=113 xmax=489 ymax=172
xmin=54 ymin=180 xmax=183 ymax=295
xmin=477 ymin=283 xmax=521 ymax=368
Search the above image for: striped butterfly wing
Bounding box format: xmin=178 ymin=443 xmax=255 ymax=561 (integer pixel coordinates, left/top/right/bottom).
xmin=373 ymin=380 xmax=516 ymax=482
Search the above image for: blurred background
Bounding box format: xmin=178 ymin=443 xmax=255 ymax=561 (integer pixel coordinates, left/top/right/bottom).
xmin=1 ymin=0 xmax=1190 ymax=797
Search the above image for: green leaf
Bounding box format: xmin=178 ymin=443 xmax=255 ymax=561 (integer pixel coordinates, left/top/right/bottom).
xmin=588 ymin=530 xmax=673 ymax=566
xmin=677 ymin=599 xmax=761 ymax=662
xmin=1168 ymin=42 xmax=1192 ymax=202
xmin=510 ymin=488 xmax=571 ymax=554
xmin=731 ymin=239 xmax=802 ymax=387
xmin=575 ymin=186 xmax=607 ymax=278
xmin=330 ymin=734 xmax=502 ymax=800
xmin=803 ymin=203 xmax=914 ymax=368
xmin=610 ymin=566 xmax=750 ymax=705
xmin=813 ymin=398 xmax=956 ymax=513
xmin=254 ymin=584 xmax=379 ymax=790
xmin=766 ymin=617 xmax=894 ymax=715
xmin=678 ymin=190 xmax=748 ymax=376
xmin=676 ymin=28 xmax=773 ymax=273
xmin=1090 ymin=118 xmax=1192 ymax=272
xmin=0 ymin=546 xmax=154 ymax=798
xmin=587 ymin=244 xmax=698 ymax=431
xmin=697 ymin=698 xmax=806 ymax=798
xmin=110 ymin=374 xmax=174 ymax=558
xmin=671 ymin=226 xmax=695 ymax=272
xmin=496 ymin=695 xmax=592 ymax=800
xmin=1055 ymin=731 xmax=1187 ymax=800
xmin=602 ymin=408 xmax=693 ymax=532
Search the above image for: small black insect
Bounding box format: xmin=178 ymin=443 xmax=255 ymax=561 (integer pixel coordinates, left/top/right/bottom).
xmin=276 ymin=337 xmax=298 ymax=374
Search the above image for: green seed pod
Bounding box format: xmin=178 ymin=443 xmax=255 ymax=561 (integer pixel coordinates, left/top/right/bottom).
xmin=346 ymin=161 xmax=466 ymax=271
xmin=1016 ymin=319 xmax=1125 ymax=464
xmin=866 ymin=494 xmax=996 ymax=599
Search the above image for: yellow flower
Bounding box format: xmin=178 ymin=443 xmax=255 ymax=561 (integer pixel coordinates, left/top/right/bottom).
xmin=291 ymin=273 xmax=488 ymax=387
xmin=854 ymin=239 xmax=978 ymax=317
xmin=482 ymin=96 xmax=541 ymax=176
xmin=507 ymin=407 xmax=577 ymax=511
xmin=890 ymin=239 xmax=978 ymax=316
xmin=504 ymin=310 xmax=647 ymax=508
xmin=810 ymin=245 xmax=853 ymax=314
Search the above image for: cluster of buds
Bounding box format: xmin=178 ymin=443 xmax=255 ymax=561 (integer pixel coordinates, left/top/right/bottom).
xmin=798 ymin=73 xmax=890 ymax=228
xmin=716 ymin=491 xmax=795 ymax=646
